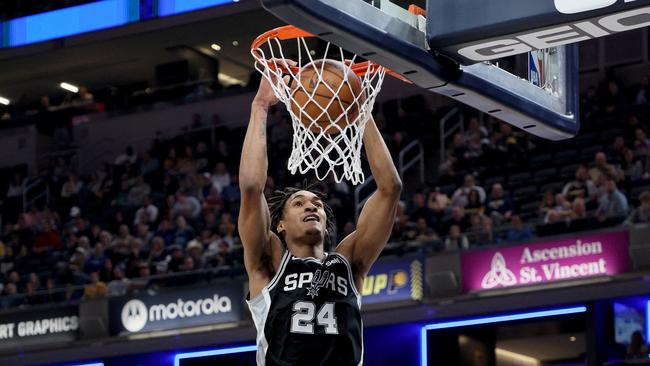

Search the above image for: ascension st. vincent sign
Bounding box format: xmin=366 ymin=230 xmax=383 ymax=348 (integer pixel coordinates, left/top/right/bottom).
xmin=460 ymin=231 xmax=630 ymax=292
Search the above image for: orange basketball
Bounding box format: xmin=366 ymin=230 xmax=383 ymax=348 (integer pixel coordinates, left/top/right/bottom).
xmin=290 ymin=59 xmax=363 ymax=134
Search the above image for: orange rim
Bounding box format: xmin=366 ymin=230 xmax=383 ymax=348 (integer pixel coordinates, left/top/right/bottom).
xmin=251 ymin=25 xmax=411 ymax=83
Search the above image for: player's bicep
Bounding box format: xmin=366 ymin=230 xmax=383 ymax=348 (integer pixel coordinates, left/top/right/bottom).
xmin=239 ymin=189 xmax=273 ymax=272
xmin=338 ymin=190 xmax=399 ymax=276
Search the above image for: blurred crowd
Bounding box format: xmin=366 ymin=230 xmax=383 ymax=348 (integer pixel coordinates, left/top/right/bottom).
xmin=0 ymin=70 xmax=648 ymax=311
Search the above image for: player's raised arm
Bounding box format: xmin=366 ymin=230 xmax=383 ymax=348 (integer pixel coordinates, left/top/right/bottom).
xmin=239 ymin=74 xmax=286 ymax=298
xmin=338 ymin=115 xmax=402 ymax=277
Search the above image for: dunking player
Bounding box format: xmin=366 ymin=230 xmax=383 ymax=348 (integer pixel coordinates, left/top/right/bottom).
xmin=239 ymin=68 xmax=402 ymax=365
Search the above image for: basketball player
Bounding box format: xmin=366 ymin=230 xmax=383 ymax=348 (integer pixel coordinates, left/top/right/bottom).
xmin=239 ymin=67 xmax=402 ymax=366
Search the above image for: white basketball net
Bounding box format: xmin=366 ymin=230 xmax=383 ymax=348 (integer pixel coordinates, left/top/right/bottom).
xmin=252 ymin=33 xmax=386 ymax=185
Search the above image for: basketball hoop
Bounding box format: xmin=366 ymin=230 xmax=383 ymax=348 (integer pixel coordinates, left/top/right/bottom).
xmin=251 ymin=25 xmax=402 ymax=185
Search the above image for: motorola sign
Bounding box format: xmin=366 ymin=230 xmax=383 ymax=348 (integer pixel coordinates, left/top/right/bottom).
xmin=111 ymin=283 xmax=243 ymax=335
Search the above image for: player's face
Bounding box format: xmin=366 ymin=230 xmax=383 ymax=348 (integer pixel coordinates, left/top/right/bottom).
xmin=279 ymin=190 xmax=327 ymax=239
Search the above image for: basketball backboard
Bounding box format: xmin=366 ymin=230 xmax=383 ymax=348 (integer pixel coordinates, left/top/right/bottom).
xmin=260 ymin=0 xmax=650 ymax=140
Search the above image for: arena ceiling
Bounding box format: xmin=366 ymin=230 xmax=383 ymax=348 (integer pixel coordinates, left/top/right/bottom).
xmin=0 ymin=1 xmax=282 ymax=101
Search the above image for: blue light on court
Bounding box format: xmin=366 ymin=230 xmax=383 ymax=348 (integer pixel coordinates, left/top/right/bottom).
xmin=63 ymin=363 xmax=104 ymax=366
xmin=158 ymin=0 xmax=235 ymax=16
xmin=174 ymin=345 xmax=256 ymax=366
xmin=646 ymin=300 xmax=650 ymax=344
xmin=420 ymin=306 xmax=587 ymax=366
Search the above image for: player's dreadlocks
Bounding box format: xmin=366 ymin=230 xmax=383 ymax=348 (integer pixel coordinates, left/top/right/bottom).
xmin=267 ymin=182 xmax=335 ymax=251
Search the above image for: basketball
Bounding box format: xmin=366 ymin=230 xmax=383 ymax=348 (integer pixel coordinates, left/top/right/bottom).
xmin=290 ymin=59 xmax=363 ymax=134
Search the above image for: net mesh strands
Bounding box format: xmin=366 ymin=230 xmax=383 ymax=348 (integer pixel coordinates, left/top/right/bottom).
xmin=252 ymin=26 xmax=386 ymax=185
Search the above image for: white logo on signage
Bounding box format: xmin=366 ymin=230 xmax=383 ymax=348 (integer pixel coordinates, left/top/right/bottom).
xmin=121 ymin=299 xmax=148 ymax=332
xmin=554 ymin=0 xmax=617 ymax=14
xmin=120 ymin=294 xmax=233 ymax=333
xmin=481 ymin=253 xmax=517 ymax=289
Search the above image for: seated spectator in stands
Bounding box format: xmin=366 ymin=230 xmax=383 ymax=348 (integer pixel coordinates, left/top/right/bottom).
xmin=32 ymin=220 xmax=62 ymax=253
xmin=212 ymin=241 xmax=234 ymax=268
xmin=607 ymin=136 xmax=627 ymax=166
xmin=634 ymin=75 xmax=649 ymax=106
xmin=602 ymin=80 xmax=623 ymax=115
xmin=114 ymin=146 xmax=137 ymax=166
xmin=626 ymin=331 xmax=650 ymax=360
xmin=464 ymin=189 xmax=485 ymax=216
xmin=427 ymin=188 xmax=450 ymax=222
xmin=634 ymin=128 xmax=650 ymax=157
xmin=24 ymin=280 xmax=44 ymax=306
xmin=622 ymin=148 xmax=644 ymax=182
xmin=570 ymin=198 xmax=587 ymax=220
xmin=505 ymin=215 xmax=533 ymax=242
xmin=442 ymin=206 xmax=470 ymax=236
xmin=625 ymin=191 xmax=650 ymax=225
xmin=409 ymin=192 xmax=434 ymax=225
xmin=134 ymin=196 xmax=159 ymax=227
xmin=494 ymin=122 xmax=526 ymax=163
xmin=0 ymin=283 xmax=22 ymax=308
xmin=589 ymin=152 xmax=622 ymax=183
xmin=129 ymin=262 xmax=151 ymax=290
xmin=174 ymin=216 xmax=195 ymax=246
xmin=544 ymin=193 xmax=573 ymax=224
xmin=84 ymin=243 xmax=106 ymax=274
xmin=596 ymin=177 xmax=629 ymax=221
xmin=210 ymin=162 xmax=231 ymax=194
xmin=472 ymin=216 xmax=498 ymax=247
xmin=486 ymin=183 xmax=514 ymax=227
xmin=83 ymin=271 xmax=107 ymax=300
xmin=562 ymin=165 xmax=597 ymax=205
xmin=452 ymin=175 xmax=486 ymax=208
xmin=107 ymin=265 xmax=130 ymax=297
xmin=444 ymin=225 xmax=469 ymax=251
xmin=539 ymin=191 xmax=556 ymax=219
xmin=186 ymin=240 xmax=204 ymax=268
xmin=127 ymin=175 xmax=151 ymax=207
xmin=173 ymin=190 xmax=201 ymax=220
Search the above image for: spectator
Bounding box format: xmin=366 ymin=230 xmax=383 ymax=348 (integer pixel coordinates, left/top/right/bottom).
xmin=607 ymin=136 xmax=627 ymax=166
xmin=464 ymin=189 xmax=485 ymax=216
xmin=444 ymin=225 xmax=469 ymax=251
xmin=634 ymin=128 xmax=650 ymax=157
xmin=625 ymin=191 xmax=650 ymax=225
xmin=538 ymin=191 xmax=556 ymax=219
xmin=451 ymin=175 xmax=486 ymax=208
xmin=173 ymin=190 xmax=201 ymax=219
xmin=486 ymin=183 xmax=514 ymax=227
xmin=0 ymin=283 xmax=22 ymax=308
xmin=114 ymin=146 xmax=137 ymax=166
xmin=427 ymin=188 xmax=450 ymax=222
xmin=210 ymin=162 xmax=231 ymax=194
xmin=545 ymin=193 xmax=573 ymax=224
xmin=596 ymin=178 xmax=629 ymax=221
xmin=442 ymin=206 xmax=469 ymax=236
xmin=107 ymin=265 xmax=130 ymax=297
xmin=32 ymin=220 xmax=62 ymax=253
xmin=589 ymin=152 xmax=622 ymax=183
xmin=174 ymin=216 xmax=196 ymax=246
xmin=127 ymin=175 xmax=151 ymax=207
xmin=83 ymin=271 xmax=107 ymax=299
xmin=626 ymin=331 xmax=650 ymax=360
xmin=84 ymin=243 xmax=106 ymax=274
xmin=505 ymin=215 xmax=533 ymax=242
xmin=133 ymin=195 xmax=159 ymax=226
xmin=409 ymin=192 xmax=435 ymax=225
xmin=562 ymin=165 xmax=597 ymax=204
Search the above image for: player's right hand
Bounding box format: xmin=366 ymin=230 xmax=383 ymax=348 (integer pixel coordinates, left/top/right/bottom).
xmin=253 ymin=58 xmax=296 ymax=108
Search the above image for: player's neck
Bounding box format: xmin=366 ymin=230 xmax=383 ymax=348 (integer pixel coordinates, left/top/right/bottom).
xmin=286 ymin=242 xmax=326 ymax=260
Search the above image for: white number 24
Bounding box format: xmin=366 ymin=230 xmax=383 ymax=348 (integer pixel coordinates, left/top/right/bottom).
xmin=291 ymin=301 xmax=338 ymax=335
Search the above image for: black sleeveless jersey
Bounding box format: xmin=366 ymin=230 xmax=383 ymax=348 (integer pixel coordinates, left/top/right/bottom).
xmin=247 ymin=251 xmax=363 ymax=366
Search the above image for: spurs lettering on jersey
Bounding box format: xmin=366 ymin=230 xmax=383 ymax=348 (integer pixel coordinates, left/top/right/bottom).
xmin=283 ymin=270 xmax=349 ymax=297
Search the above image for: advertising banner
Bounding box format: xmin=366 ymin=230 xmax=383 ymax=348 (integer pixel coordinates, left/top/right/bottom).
xmin=361 ymin=256 xmax=424 ymax=305
xmin=110 ymin=282 xmax=243 ymax=335
xmin=0 ymin=305 xmax=78 ymax=347
xmin=461 ymin=231 xmax=630 ymax=292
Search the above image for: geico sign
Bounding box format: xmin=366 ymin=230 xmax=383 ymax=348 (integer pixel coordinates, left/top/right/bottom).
xmin=121 ymin=294 xmax=232 ymax=333
xmin=458 ymin=6 xmax=650 ymax=62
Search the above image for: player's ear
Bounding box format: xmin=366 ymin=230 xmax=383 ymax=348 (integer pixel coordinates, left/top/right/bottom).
xmin=277 ymin=221 xmax=285 ymax=235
